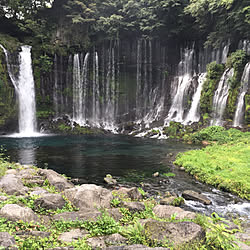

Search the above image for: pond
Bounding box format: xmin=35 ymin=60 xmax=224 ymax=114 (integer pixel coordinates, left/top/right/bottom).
xmin=0 ymin=134 xmax=249 ymax=219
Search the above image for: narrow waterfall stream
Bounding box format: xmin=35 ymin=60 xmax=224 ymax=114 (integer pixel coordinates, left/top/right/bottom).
xmin=165 ymin=48 xmax=195 ymax=124
xmin=233 ymin=62 xmax=250 ymax=127
xmin=184 ymin=73 xmax=207 ymax=125
xmin=210 ymin=68 xmax=234 ymax=126
xmin=0 ymin=44 xmax=38 ymax=136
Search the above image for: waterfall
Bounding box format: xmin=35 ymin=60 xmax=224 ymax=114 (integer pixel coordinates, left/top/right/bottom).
xmin=165 ymin=48 xmax=195 ymax=124
xmin=73 ymin=53 xmax=89 ymax=125
xmin=0 ymin=44 xmax=37 ymax=136
xmin=233 ymin=62 xmax=250 ymax=127
xmin=92 ymin=51 xmax=100 ymax=125
xmin=184 ymin=73 xmax=207 ymax=125
xmin=53 ymin=54 xmax=59 ymax=116
xmin=210 ymin=68 xmax=234 ymax=126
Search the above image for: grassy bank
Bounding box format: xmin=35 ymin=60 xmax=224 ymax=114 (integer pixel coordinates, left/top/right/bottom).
xmin=175 ymin=127 xmax=250 ymax=200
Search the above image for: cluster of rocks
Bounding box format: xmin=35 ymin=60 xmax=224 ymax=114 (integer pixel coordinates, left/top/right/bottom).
xmin=0 ymin=165 xmax=248 ymax=249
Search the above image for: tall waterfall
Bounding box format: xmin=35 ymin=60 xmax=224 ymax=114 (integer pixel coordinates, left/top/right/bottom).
xmin=165 ymin=48 xmax=195 ymax=124
xmin=210 ymin=68 xmax=234 ymax=126
xmin=233 ymin=62 xmax=250 ymax=127
xmin=184 ymin=73 xmax=207 ymax=125
xmin=73 ymin=53 xmax=89 ymax=125
xmin=0 ymin=45 xmax=37 ymax=136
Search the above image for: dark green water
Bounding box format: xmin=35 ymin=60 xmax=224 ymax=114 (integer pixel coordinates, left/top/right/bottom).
xmin=0 ymin=134 xmax=196 ymax=183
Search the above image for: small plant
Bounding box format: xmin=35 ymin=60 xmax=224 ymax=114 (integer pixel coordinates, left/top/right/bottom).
xmin=162 ymin=172 xmax=176 ymax=177
xmin=137 ymin=187 xmax=146 ymax=197
xmin=110 ymin=198 xmax=121 ymax=208
xmin=170 ymin=197 xmax=184 ymax=206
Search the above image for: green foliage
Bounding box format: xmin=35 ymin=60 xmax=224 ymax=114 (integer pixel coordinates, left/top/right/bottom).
xmin=200 ymin=62 xmax=224 ymax=115
xmin=175 ymin=131 xmax=250 ymax=199
xmin=162 ymin=172 xmax=176 ymax=177
xmin=188 ymin=126 xmax=247 ymax=144
xmin=170 ymin=197 xmax=184 ymax=206
xmin=110 ymin=198 xmax=121 ymax=208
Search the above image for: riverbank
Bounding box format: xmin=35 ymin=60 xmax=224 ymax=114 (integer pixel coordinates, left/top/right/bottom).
xmin=174 ymin=126 xmax=250 ymax=200
xmin=0 ymin=159 xmax=249 ymax=249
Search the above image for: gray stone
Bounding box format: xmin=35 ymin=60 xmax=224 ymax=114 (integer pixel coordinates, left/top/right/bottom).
xmin=104 ymin=176 xmax=117 ymax=185
xmin=107 ymin=208 xmax=123 ymax=221
xmin=5 ymin=169 xmax=18 ymax=175
xmin=0 ymin=204 xmax=39 ymax=223
xmin=58 ymin=229 xmax=88 ymax=242
xmin=18 ymin=168 xmax=37 ymax=178
xmin=103 ymin=233 xmax=127 ymax=245
xmin=144 ymin=220 xmax=205 ymax=246
xmin=153 ymin=205 xmax=196 ymax=220
xmin=16 ymin=231 xmax=51 ymax=238
xmin=115 ymin=187 xmax=143 ymax=200
xmin=160 ymin=197 xmax=176 ymax=205
xmin=0 ymin=174 xmax=28 ymax=195
xmin=87 ymin=237 xmax=106 ymax=249
xmin=38 ymin=169 xmax=74 ymax=191
xmin=34 ymin=193 xmax=66 ymax=210
xmin=29 ymin=187 xmax=49 ymax=196
xmin=64 ymin=184 xmax=113 ymax=210
xmin=53 ymin=212 xmax=82 ymax=222
xmin=106 ymin=245 xmax=169 ymax=250
xmin=235 ymin=241 xmax=250 ymax=250
xmin=182 ymin=190 xmax=211 ymax=205
xmin=0 ymin=232 xmax=16 ymax=248
xmin=122 ymin=201 xmax=145 ymax=212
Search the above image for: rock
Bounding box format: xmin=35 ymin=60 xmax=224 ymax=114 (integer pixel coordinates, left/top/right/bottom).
xmin=115 ymin=187 xmax=143 ymax=200
xmin=182 ymin=190 xmax=211 ymax=205
xmin=5 ymin=169 xmax=18 ymax=175
xmin=106 ymin=245 xmax=169 ymax=250
xmin=58 ymin=229 xmax=88 ymax=242
xmin=29 ymin=187 xmax=49 ymax=196
xmin=104 ymin=176 xmax=117 ymax=185
xmin=107 ymin=208 xmax=123 ymax=221
xmin=0 ymin=174 xmax=28 ymax=195
xmin=64 ymin=184 xmax=113 ymax=210
xmin=16 ymin=231 xmax=51 ymax=238
xmin=103 ymin=233 xmax=127 ymax=245
xmin=0 ymin=232 xmax=16 ymax=248
xmin=87 ymin=237 xmax=106 ymax=249
xmin=0 ymin=204 xmax=39 ymax=222
xmin=235 ymin=241 xmax=250 ymax=250
xmin=53 ymin=212 xmax=82 ymax=222
xmin=152 ymin=172 xmax=159 ymax=177
xmin=179 ymin=167 xmax=185 ymax=171
xmin=235 ymin=231 xmax=250 ymax=242
xmin=144 ymin=220 xmax=205 ymax=246
xmin=18 ymin=168 xmax=37 ymax=178
xmin=34 ymin=193 xmax=66 ymax=210
xmin=160 ymin=197 xmax=176 ymax=205
xmin=153 ymin=205 xmax=196 ymax=220
xmin=122 ymin=201 xmax=145 ymax=212
xmin=38 ymin=169 xmax=74 ymax=191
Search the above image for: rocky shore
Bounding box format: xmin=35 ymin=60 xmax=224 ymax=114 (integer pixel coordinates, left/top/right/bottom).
xmin=0 ymin=163 xmax=249 ymax=249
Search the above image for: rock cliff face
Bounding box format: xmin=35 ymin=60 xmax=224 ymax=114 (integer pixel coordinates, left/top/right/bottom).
xmin=0 ymin=36 xmax=249 ymax=133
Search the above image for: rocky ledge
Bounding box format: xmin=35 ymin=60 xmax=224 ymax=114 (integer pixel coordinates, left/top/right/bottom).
xmin=0 ymin=164 xmax=248 ymax=249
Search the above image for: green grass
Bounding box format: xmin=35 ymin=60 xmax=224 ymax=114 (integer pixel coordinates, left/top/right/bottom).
xmin=175 ymin=137 xmax=250 ymax=199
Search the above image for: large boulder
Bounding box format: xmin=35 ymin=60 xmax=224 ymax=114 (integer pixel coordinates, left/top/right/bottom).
xmin=38 ymin=169 xmax=74 ymax=191
xmin=0 ymin=204 xmax=39 ymax=222
xmin=153 ymin=205 xmax=196 ymax=220
xmin=106 ymin=245 xmax=169 ymax=250
xmin=0 ymin=174 xmax=28 ymax=195
xmin=115 ymin=187 xmax=143 ymax=200
xmin=58 ymin=229 xmax=88 ymax=242
xmin=34 ymin=193 xmax=66 ymax=210
xmin=182 ymin=190 xmax=211 ymax=205
xmin=64 ymin=184 xmax=113 ymax=210
xmin=144 ymin=220 xmax=205 ymax=246
xmin=0 ymin=232 xmax=16 ymax=248
xmin=122 ymin=202 xmax=145 ymax=212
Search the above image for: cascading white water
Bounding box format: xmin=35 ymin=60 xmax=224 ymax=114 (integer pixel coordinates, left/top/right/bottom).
xmin=210 ymin=68 xmax=234 ymax=126
xmin=165 ymin=48 xmax=195 ymax=124
xmin=0 ymin=44 xmax=37 ymax=136
xmin=53 ymin=54 xmax=59 ymax=116
xmin=73 ymin=53 xmax=89 ymax=125
xmin=233 ymin=62 xmax=250 ymax=127
xmin=17 ymin=46 xmax=37 ymax=135
xmin=184 ymin=73 xmax=207 ymax=125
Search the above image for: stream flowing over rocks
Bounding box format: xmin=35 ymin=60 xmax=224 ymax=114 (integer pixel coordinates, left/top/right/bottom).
xmin=0 ymin=164 xmax=249 ymax=249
